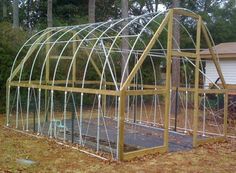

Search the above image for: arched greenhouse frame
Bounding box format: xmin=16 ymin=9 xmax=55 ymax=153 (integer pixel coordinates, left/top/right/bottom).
xmin=6 ymin=8 xmax=229 ymax=161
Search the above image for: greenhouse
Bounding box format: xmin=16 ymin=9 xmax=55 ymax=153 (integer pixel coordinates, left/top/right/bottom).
xmin=6 ymin=8 xmax=229 ymax=161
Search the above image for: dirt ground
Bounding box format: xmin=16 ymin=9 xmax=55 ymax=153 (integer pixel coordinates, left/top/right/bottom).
xmin=0 ymin=115 xmax=236 ymax=173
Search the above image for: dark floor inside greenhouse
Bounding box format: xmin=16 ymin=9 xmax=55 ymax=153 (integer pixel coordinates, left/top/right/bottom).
xmin=33 ymin=117 xmax=197 ymax=154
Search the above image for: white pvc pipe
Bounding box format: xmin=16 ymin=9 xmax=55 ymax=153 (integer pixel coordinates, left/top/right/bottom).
xmin=16 ymin=86 xmax=20 ymax=128
xmin=9 ymin=29 xmax=48 ymax=81
xmin=63 ymin=92 xmax=67 ymax=142
xmin=49 ymin=90 xmax=54 ymax=138
xmin=184 ymin=90 xmax=188 ymax=133
xmin=97 ymin=94 xmax=101 ymax=152
xmin=37 ymin=88 xmax=41 ymax=134
xmin=26 ymin=87 xmax=30 ymax=131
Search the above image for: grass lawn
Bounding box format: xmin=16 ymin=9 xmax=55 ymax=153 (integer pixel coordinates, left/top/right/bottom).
xmin=0 ymin=115 xmax=236 ymax=173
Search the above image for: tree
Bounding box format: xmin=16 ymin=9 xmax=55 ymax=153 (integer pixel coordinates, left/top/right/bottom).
xmin=26 ymin=0 xmax=31 ymax=29
xmin=2 ymin=0 xmax=7 ymax=19
xmin=88 ymin=0 xmax=96 ymax=23
xmin=0 ymin=22 xmax=27 ymax=112
xmin=171 ymin=0 xmax=180 ymax=115
xmin=47 ymin=0 xmax=87 ymax=26
xmin=13 ymin=0 xmax=19 ymax=28
xmin=95 ymin=0 xmax=119 ymax=21
xmin=121 ymin=0 xmax=129 ymax=84
xmin=47 ymin=0 xmax=52 ymax=27
xmin=130 ymin=0 xmax=160 ymax=15
xmin=120 ymin=0 xmax=130 ymax=119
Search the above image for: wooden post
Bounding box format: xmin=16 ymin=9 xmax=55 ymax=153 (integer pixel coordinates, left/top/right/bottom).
xmin=193 ymin=16 xmax=202 ymax=147
xmin=45 ymin=33 xmax=50 ymax=122
xmin=201 ymin=24 xmax=226 ymax=89
xmin=46 ymin=33 xmax=50 ymax=83
xmin=163 ymin=9 xmax=173 ymax=148
xmin=117 ymin=90 xmax=125 ymax=160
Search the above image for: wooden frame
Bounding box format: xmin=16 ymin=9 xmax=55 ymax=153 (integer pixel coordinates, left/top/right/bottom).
xmin=6 ymin=8 xmax=229 ymax=161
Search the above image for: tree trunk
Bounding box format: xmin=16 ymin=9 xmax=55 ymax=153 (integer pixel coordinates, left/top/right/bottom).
xmin=121 ymin=0 xmax=129 ymax=116
xmin=171 ymin=0 xmax=180 ymax=115
xmin=204 ymin=0 xmax=212 ymax=12
xmin=13 ymin=0 xmax=19 ymax=28
xmin=121 ymin=0 xmax=129 ymax=84
xmin=146 ymin=0 xmax=154 ymax=13
xmin=2 ymin=0 xmax=7 ymax=18
xmin=27 ymin=0 xmax=31 ymax=29
xmin=154 ymin=0 xmax=159 ymax=12
xmin=47 ymin=0 xmax=53 ymax=27
xmin=88 ymin=0 xmax=96 ymax=23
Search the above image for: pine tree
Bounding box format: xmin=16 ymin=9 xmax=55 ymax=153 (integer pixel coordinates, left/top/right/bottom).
xmin=88 ymin=0 xmax=96 ymax=23
xmin=13 ymin=0 xmax=19 ymax=28
xmin=47 ymin=0 xmax=52 ymax=27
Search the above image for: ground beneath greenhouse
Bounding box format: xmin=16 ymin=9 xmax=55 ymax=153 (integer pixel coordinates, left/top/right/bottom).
xmin=38 ymin=117 xmax=194 ymax=153
xmin=0 ymin=115 xmax=236 ymax=173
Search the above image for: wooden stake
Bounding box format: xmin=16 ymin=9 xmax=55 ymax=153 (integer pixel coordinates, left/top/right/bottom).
xmin=193 ymin=16 xmax=202 ymax=147
xmin=121 ymin=12 xmax=170 ymax=90
xmin=201 ymin=23 xmax=226 ymax=89
xmin=163 ymin=9 xmax=173 ymax=148
xmin=117 ymin=90 xmax=125 ymax=160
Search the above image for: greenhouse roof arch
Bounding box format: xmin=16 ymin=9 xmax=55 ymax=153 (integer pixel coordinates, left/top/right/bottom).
xmin=6 ymin=8 xmax=229 ymax=161
xmin=9 ymin=8 xmax=227 ymax=92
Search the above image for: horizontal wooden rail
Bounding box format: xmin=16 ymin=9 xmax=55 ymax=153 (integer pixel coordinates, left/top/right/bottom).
xmin=198 ymin=89 xmax=227 ymax=94
xmin=11 ymin=81 xmax=227 ymax=94
xmin=196 ymin=137 xmax=226 ymax=147
xmin=124 ymin=146 xmax=167 ymax=161
xmin=125 ymin=89 xmax=166 ymax=96
xmin=172 ymin=50 xmax=196 ymax=58
xmin=9 ymin=81 xmax=120 ymax=96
